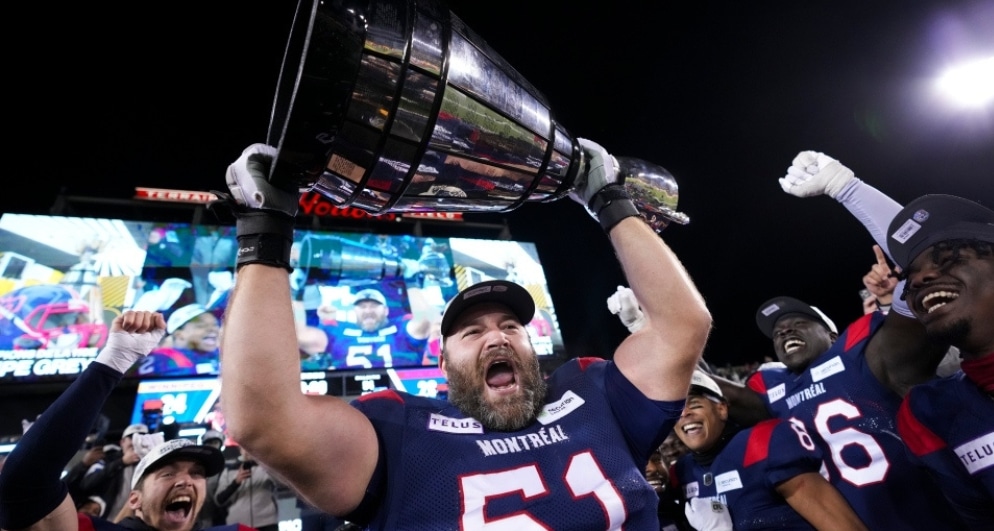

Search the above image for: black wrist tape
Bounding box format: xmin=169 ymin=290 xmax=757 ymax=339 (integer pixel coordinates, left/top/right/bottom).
xmin=235 ymin=211 xmax=295 ymax=272
xmin=589 ymin=184 xmax=641 ymax=232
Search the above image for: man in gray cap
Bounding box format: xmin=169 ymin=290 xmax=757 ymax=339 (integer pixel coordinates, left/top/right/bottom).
xmin=0 ymin=311 xmax=234 ymax=531
xmin=216 ymin=139 xmax=711 ymax=529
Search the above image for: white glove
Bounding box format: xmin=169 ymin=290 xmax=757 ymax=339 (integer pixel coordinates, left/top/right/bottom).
xmin=225 ymin=143 xmax=300 ymax=215
xmin=779 ymin=150 xmax=855 ymax=199
xmin=606 ymin=285 xmax=646 ymax=333
xmin=569 ymin=138 xmax=622 ymax=210
xmin=94 ymin=313 xmax=167 ymax=374
xmin=685 ymin=497 xmax=733 ymax=531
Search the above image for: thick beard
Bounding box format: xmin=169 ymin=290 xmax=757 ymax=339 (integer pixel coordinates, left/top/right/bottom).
xmin=446 ymin=346 xmax=547 ymax=432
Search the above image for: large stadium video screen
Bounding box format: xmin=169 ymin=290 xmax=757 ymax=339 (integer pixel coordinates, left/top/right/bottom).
xmin=0 ymin=213 xmax=564 ymax=383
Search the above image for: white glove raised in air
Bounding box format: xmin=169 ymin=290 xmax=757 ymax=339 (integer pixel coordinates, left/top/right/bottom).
xmin=224 ymin=143 xmax=300 ymax=215
xmin=684 ymin=497 xmax=734 ymax=531
xmin=779 ymin=150 xmax=855 ymax=200
xmin=606 ymin=285 xmax=646 ymax=333
xmin=569 ymin=138 xmax=622 ymax=211
xmin=94 ymin=311 xmax=167 ymax=374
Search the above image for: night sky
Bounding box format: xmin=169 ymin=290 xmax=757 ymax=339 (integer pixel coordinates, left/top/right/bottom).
xmin=6 ymin=0 xmax=993 ymax=367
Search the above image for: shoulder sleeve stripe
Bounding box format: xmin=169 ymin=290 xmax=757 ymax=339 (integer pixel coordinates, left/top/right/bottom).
xmin=576 ymin=357 xmax=606 ymax=371
xmin=896 ymin=394 xmax=946 ymax=456
xmin=743 ymin=418 xmax=780 ymax=467
xmin=356 ymin=389 xmax=404 ymax=404
xmin=746 ymin=372 xmax=767 ymax=394
xmin=842 ymin=313 xmax=874 ymax=351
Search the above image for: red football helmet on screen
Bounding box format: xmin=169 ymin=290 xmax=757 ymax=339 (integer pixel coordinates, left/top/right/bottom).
xmin=0 ymin=284 xmax=108 ymax=350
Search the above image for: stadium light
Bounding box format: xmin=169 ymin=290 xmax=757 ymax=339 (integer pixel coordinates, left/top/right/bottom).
xmin=935 ymin=56 xmax=994 ymax=108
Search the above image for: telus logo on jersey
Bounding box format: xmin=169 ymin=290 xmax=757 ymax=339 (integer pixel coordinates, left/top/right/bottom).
xmin=428 ymin=413 xmax=483 ymax=434
xmin=955 ymin=432 xmax=994 ymax=475
xmin=767 ymin=384 xmax=786 ymax=403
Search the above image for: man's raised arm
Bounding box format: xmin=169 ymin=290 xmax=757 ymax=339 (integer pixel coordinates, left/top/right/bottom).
xmin=570 ymin=139 xmax=711 ymax=401
xmin=216 ymin=144 xmax=378 ymax=516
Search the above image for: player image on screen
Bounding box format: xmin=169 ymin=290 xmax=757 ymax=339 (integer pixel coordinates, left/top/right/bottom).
xmin=135 ymin=304 xmax=221 ymax=377
xmin=299 ymin=285 xmax=437 ymax=370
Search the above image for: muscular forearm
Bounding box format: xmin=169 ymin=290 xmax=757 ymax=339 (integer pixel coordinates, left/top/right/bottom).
xmin=220 ymin=264 xmax=379 ymax=516
xmin=608 ymin=217 xmax=711 ymax=400
xmin=220 ymin=265 xmax=305 ymax=446
xmin=779 ymin=472 xmax=868 ymax=531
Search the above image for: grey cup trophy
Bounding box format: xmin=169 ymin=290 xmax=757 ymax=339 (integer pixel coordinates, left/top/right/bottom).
xmin=266 ymin=0 xmax=689 ymax=231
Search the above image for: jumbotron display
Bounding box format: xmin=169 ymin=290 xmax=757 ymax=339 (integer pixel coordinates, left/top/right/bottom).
xmin=0 ymin=213 xmax=564 ymax=383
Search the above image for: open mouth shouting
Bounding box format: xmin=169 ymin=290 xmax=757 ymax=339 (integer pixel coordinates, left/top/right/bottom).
xmin=163 ymin=494 xmax=194 ymax=525
xmin=485 ymin=358 xmax=519 ymax=394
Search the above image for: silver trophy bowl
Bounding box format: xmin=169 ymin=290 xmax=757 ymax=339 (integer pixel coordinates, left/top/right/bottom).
xmin=266 ymin=0 xmax=689 ymax=231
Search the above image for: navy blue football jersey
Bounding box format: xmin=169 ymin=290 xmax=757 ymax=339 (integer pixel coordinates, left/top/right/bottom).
xmin=672 ymin=418 xmax=826 ymax=530
xmin=897 ymin=371 xmax=994 ymax=528
xmin=346 ymin=357 xmax=685 ymax=530
xmin=756 ymin=312 xmax=963 ymax=529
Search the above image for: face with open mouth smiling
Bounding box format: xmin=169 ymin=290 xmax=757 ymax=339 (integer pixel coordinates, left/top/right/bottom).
xmin=904 ymin=243 xmax=994 ymax=354
xmin=442 ymin=302 xmax=547 ymax=431
xmin=128 ymin=459 xmax=208 ymax=531
xmin=771 ymin=314 xmax=836 ymax=374
xmin=674 ymin=395 xmax=728 ymax=453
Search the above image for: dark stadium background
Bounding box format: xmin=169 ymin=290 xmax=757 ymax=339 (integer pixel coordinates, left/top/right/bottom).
xmin=3 ymin=0 xmax=991 ymax=383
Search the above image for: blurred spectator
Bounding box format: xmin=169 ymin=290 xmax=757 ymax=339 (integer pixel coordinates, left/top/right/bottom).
xmin=81 ymin=422 xmax=148 ymax=519
xmin=197 ymin=430 xmax=229 ymax=529
xmin=76 ymin=495 xmax=106 ymax=518
xmin=215 ymin=445 xmax=281 ymax=531
xmin=63 ymin=444 xmax=108 ymax=509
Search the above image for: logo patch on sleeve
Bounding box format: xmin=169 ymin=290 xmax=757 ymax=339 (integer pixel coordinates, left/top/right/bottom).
xmin=428 ymin=413 xmax=484 ymax=434
xmin=767 ymin=383 xmax=786 ymax=403
xmin=954 ymin=432 xmax=994 ymax=475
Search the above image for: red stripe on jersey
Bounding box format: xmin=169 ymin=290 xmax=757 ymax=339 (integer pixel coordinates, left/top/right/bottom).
xmin=843 ymin=314 xmax=873 ymax=351
xmin=743 ymin=418 xmax=780 ymax=467
xmin=576 ymin=357 xmax=604 ymax=370
xmin=356 ymin=389 xmax=404 ymax=403
xmin=896 ymin=395 xmax=946 ymax=456
xmin=78 ymin=514 xmax=97 ymax=531
xmin=746 ymin=371 xmax=767 ymax=394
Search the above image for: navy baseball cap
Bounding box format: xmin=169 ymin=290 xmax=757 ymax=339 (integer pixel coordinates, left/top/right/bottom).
xmin=755 ymin=296 xmax=838 ymax=339
xmin=440 ymin=280 xmax=535 ymax=337
xmin=887 ymin=194 xmax=994 ymax=269
xmin=353 ymin=288 xmax=387 ymax=306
